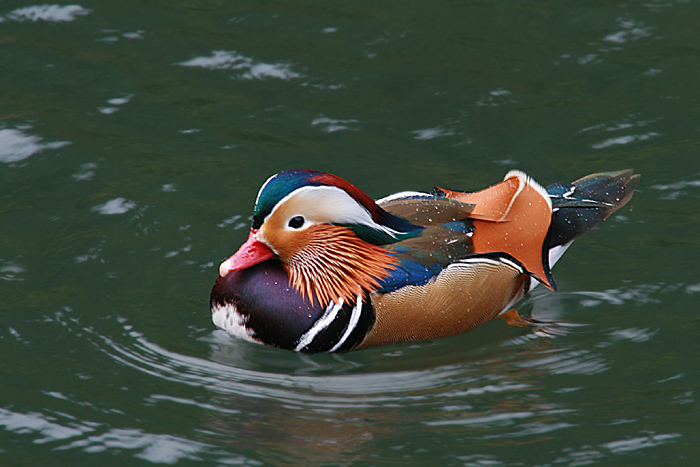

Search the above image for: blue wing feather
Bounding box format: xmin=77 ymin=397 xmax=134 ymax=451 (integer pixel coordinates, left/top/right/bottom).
xmin=374 ymin=191 xmax=477 ymax=293
xmin=377 ymin=256 xmax=444 ymax=292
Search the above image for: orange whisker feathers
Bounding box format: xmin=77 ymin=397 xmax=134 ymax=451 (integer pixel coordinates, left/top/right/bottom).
xmin=285 ymin=225 xmax=398 ymax=308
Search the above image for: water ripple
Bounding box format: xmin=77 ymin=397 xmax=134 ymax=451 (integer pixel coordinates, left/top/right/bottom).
xmin=0 ymin=259 xmax=26 ymax=281
xmin=72 ymin=162 xmax=97 ymax=181
xmin=0 ymin=128 xmax=70 ymax=163
xmin=591 ymin=132 xmax=658 ymax=149
xmin=311 ymin=116 xmax=359 ymax=133
xmin=91 ymin=329 xmax=495 ymax=406
xmin=3 ymin=4 xmax=90 ymax=23
xmin=412 ymin=126 xmax=455 ymax=140
xmin=515 ymin=349 xmax=608 ymax=376
xmin=0 ymin=405 xmax=259 ymax=464
xmin=425 ymin=410 xmax=535 ymax=427
xmin=601 ymin=432 xmax=681 ymax=453
xmin=574 ymin=283 xmax=665 ymax=307
xmin=90 ymin=198 xmax=137 ymax=215
xmin=177 ymin=50 xmax=302 ymax=80
xmin=0 ymin=407 xmax=92 ymax=444
xmin=603 ymin=17 xmax=653 ymax=44
xmin=651 ymin=176 xmax=700 ymax=200
xmin=56 ymin=428 xmax=249 ymax=464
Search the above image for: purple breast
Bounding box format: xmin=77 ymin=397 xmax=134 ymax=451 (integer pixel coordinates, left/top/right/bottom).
xmin=210 ymin=260 xmax=375 ymax=352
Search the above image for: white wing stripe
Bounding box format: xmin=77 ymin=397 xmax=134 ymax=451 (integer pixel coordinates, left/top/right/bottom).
xmin=375 ymin=191 xmax=431 ymax=203
xmin=453 ymin=256 xmax=525 ymax=273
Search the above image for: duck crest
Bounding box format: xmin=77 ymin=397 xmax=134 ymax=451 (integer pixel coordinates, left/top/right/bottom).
xmin=253 ymin=170 xmax=422 ymax=241
xmin=284 ymin=224 xmax=398 ymax=308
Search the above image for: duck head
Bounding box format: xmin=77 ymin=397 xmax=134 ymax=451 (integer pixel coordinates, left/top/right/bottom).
xmin=218 ymin=170 xmax=422 ymax=308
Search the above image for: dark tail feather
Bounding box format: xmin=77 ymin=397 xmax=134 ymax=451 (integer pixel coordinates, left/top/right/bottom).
xmin=538 ymin=170 xmax=640 ymax=290
xmin=546 ymin=169 xmax=640 ymax=248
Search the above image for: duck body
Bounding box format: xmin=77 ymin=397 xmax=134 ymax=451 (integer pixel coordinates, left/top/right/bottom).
xmin=211 ymin=169 xmax=639 ymax=352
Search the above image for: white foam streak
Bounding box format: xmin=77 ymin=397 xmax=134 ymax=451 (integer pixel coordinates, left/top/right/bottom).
xmin=0 ymin=128 xmax=70 ymax=163
xmin=177 ymin=50 xmax=301 ymax=80
xmin=5 ymin=4 xmax=91 ymax=23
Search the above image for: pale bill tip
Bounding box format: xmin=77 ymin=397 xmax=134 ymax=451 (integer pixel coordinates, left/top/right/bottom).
xmin=219 ymin=258 xmax=232 ymax=277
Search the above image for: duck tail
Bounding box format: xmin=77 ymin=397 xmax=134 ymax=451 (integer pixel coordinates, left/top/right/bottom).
xmin=535 ymin=170 xmax=640 ymax=290
xmin=546 ymin=169 xmax=641 ymax=248
xmin=437 ymin=169 xmax=639 ymax=291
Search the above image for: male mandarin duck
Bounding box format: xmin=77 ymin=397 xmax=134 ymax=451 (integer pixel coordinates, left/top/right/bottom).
xmin=211 ymin=169 xmax=639 ymax=352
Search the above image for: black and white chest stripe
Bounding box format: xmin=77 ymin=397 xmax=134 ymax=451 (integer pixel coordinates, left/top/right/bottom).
xmin=294 ymin=294 xmax=374 ymax=352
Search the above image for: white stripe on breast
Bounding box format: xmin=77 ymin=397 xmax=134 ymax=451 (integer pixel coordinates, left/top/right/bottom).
xmin=329 ymin=294 xmax=362 ymax=352
xmin=294 ymin=298 xmax=343 ymax=351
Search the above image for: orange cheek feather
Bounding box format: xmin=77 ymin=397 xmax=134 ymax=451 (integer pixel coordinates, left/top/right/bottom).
xmin=268 ymin=224 xmax=398 ymax=308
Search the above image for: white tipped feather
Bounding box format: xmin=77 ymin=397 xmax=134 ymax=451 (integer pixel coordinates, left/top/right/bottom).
xmin=504 ymin=169 xmax=553 ymax=210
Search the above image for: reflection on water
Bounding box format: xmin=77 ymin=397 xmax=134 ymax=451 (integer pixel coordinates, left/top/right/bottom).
xmin=652 ymin=177 xmax=700 ymax=200
xmin=514 ymin=348 xmax=608 ymax=376
xmin=412 ymin=126 xmax=456 ymax=141
xmin=578 ymin=115 xmax=661 ymax=150
xmin=603 ymin=432 xmax=681 ymax=453
xmin=0 ymin=274 xmax=693 ymax=464
xmin=2 ymin=4 xmax=90 ymax=23
xmin=2 ymin=0 xmax=699 ymax=463
xmin=57 ymin=428 xmax=235 ymax=464
xmin=0 ymin=128 xmax=70 ymax=163
xmin=90 ymin=198 xmax=137 ymax=216
xmin=551 ymin=431 xmax=682 ymax=466
xmin=311 ymin=116 xmax=359 ymax=133
xmin=0 ymin=260 xmax=26 ymax=281
xmin=0 ymin=406 xmax=258 ymax=465
xmin=72 ymin=162 xmax=97 ymax=181
xmin=97 ymin=94 xmax=133 ymax=115
xmin=603 ymin=18 xmax=652 ymax=44
xmin=177 ymin=50 xmax=302 ymax=81
xmin=0 ymin=407 xmax=91 ymax=442
xmin=74 ymin=299 xmax=640 ymax=464
xmin=591 ymin=132 xmax=658 ymax=149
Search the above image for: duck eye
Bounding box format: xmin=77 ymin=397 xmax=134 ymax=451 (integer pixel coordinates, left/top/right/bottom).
xmin=288 ymin=216 xmax=305 ymax=229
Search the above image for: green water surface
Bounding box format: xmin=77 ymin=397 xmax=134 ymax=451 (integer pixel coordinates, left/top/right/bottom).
xmin=1 ymin=1 xmax=699 ymax=465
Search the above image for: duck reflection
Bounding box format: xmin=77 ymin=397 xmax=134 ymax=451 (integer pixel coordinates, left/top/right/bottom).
xmin=198 ymin=299 xmax=609 ymax=464
xmin=202 ymin=339 xmax=385 ymax=465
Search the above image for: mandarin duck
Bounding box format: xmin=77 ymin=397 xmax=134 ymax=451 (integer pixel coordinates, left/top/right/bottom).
xmin=211 ymin=169 xmax=639 ymax=352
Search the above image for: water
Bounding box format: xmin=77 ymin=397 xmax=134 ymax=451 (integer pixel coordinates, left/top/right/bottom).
xmin=1 ymin=1 xmax=699 ymax=465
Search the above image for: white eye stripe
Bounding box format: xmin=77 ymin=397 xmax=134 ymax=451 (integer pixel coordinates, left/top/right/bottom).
xmin=270 ymin=186 xmax=368 ymax=223
xmin=268 ymin=185 xmax=403 ymax=238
